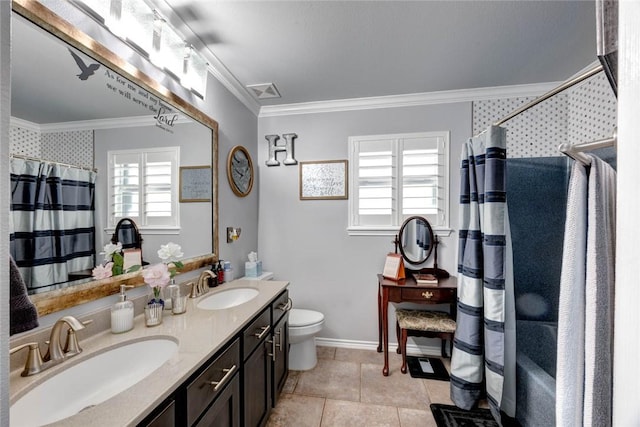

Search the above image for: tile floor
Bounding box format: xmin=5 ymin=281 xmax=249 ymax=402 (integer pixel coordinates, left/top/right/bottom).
xmin=267 ymin=346 xmax=455 ymax=427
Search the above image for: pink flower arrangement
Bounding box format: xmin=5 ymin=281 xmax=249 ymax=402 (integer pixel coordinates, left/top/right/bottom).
xmin=92 ymin=262 xmax=113 ymax=280
xmin=143 ymin=263 xmax=171 ymax=303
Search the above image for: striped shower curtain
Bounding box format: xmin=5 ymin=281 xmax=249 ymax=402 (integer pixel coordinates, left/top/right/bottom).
xmin=450 ymin=125 xmax=516 ymax=422
xmin=10 ymin=158 xmax=97 ymax=292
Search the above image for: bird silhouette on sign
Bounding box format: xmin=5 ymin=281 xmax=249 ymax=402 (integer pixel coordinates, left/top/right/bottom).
xmin=68 ymin=49 xmax=100 ymax=80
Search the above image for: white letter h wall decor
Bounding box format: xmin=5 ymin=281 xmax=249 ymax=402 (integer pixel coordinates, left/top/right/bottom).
xmin=265 ymin=133 xmax=298 ymax=166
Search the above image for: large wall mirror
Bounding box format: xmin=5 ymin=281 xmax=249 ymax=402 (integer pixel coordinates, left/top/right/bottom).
xmin=10 ymin=0 xmax=219 ymax=317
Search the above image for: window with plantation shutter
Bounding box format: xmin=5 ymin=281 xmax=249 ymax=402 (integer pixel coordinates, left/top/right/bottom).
xmin=108 ymin=147 xmax=179 ymax=229
xmin=348 ymin=132 xmax=449 ymax=235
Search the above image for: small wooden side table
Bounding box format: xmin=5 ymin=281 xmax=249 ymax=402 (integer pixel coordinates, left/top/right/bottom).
xmin=377 ymin=274 xmax=457 ymax=376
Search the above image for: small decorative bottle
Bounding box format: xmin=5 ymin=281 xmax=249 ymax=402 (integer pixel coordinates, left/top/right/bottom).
xmin=164 ymin=278 xmax=178 ymax=310
xmin=224 ymin=261 xmax=234 ymax=282
xmin=111 ymin=285 xmax=134 ymax=334
xmin=208 ymin=264 xmax=219 ymax=287
xmin=217 ymin=260 xmax=225 ymax=284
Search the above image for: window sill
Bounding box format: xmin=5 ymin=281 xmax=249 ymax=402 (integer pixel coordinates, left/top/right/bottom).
xmin=104 ymin=227 xmax=180 ymax=235
xmin=347 ymin=227 xmax=453 ymax=237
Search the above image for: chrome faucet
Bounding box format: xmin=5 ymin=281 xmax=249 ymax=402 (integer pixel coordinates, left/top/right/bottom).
xmin=47 ymin=316 xmax=87 ymax=362
xmin=189 ymin=270 xmax=214 ymax=298
xmin=10 ymin=315 xmax=91 ymax=377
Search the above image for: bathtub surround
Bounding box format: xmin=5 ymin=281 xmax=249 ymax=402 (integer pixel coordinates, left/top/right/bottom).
xmin=557 ymin=155 xmax=616 ymax=427
xmin=451 ymin=126 xmax=516 ymax=421
xmin=507 ymin=156 xmax=568 ymax=426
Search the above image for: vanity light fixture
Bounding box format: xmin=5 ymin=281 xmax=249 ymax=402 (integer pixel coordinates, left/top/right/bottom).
xmin=227 ymin=227 xmax=241 ymax=243
xmin=73 ymin=0 xmax=208 ymax=96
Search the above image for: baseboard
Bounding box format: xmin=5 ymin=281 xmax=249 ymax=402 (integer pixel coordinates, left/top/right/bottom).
xmin=315 ymin=337 xmax=442 ymax=357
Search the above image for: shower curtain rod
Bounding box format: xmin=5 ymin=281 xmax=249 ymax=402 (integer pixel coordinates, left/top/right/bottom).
xmin=10 ymin=154 xmax=97 ymax=173
xmin=558 ymin=133 xmax=617 ymax=167
xmin=480 ymin=62 xmax=616 ymax=167
xmin=493 ymin=63 xmax=604 ymax=127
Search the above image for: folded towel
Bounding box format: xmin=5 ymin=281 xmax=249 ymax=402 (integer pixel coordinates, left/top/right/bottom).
xmin=557 ymin=161 xmax=587 ymax=427
xmin=584 ymin=155 xmax=616 ymax=426
xmin=10 ymin=256 xmax=39 ymax=335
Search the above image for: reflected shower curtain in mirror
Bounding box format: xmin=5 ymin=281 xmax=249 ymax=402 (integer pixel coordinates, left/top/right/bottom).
xmin=450 ymin=125 xmax=516 ymax=423
xmin=10 ymin=158 xmax=97 ymax=292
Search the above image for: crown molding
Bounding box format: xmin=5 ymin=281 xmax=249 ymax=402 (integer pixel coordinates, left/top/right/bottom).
xmin=258 ymin=81 xmax=560 ymax=118
xmin=10 ymin=117 xmax=40 ymax=132
xmin=146 ymin=0 xmax=262 ymax=117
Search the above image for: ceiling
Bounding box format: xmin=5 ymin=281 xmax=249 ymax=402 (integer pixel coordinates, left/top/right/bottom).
xmin=157 ymin=0 xmax=598 ymax=110
xmin=11 ymin=1 xmax=599 ymax=123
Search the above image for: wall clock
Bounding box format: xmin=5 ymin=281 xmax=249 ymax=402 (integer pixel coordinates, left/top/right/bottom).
xmin=227 ymin=145 xmax=254 ymax=197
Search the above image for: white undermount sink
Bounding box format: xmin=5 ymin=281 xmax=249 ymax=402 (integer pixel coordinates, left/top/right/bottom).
xmin=197 ymin=287 xmax=259 ymax=310
xmin=10 ymin=337 xmax=178 ymax=426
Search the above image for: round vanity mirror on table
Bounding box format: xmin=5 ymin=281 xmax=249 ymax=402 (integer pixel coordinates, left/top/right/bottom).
xmin=397 ymin=216 xmax=435 ymax=265
xmin=395 ymin=216 xmax=449 ymax=278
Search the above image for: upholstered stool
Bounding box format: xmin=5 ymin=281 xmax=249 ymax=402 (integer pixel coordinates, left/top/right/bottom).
xmin=395 ymin=309 xmax=456 ymax=374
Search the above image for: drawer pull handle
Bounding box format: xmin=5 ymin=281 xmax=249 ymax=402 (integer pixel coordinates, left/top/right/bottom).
xmin=275 ymin=329 xmax=282 ymax=350
xmin=267 ymin=339 xmax=276 ymax=362
xmin=421 ymin=291 xmax=433 ymax=299
xmin=277 ymin=298 xmax=292 ymax=312
xmin=254 ymin=325 xmax=271 ymax=340
xmin=208 ymin=365 xmax=237 ymax=391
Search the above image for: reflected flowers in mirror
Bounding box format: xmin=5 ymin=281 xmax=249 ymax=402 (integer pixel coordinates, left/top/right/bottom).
xmin=158 ymin=242 xmax=184 ymax=278
xmin=93 ymin=242 xmax=141 ymax=280
xmin=92 ymin=262 xmax=113 ymax=280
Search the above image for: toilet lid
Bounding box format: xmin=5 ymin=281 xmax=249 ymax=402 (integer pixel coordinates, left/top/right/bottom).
xmin=289 ymin=308 xmax=324 ymax=327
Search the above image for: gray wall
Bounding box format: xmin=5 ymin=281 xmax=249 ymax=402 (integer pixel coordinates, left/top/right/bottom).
xmin=257 ymin=103 xmax=471 ymax=344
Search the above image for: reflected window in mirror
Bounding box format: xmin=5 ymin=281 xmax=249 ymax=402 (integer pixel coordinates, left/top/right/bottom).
xmin=347 ymin=131 xmax=450 ymax=235
xmin=108 ymin=147 xmax=179 ymax=229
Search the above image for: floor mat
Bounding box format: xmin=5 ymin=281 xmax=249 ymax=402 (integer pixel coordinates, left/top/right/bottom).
xmin=430 ymin=404 xmax=499 ymax=427
xmin=407 ymin=356 xmax=450 ymax=381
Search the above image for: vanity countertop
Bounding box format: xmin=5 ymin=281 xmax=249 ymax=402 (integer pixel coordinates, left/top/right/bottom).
xmin=9 ymin=279 xmax=289 ymax=427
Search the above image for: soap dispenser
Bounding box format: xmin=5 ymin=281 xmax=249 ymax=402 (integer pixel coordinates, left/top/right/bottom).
xmin=111 ymin=285 xmax=134 ymax=334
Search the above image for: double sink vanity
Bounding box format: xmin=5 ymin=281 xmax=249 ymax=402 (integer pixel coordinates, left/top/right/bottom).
xmin=9 ymin=279 xmax=290 ymax=427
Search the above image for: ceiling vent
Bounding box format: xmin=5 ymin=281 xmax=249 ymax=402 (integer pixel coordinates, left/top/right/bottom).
xmin=246 ymin=83 xmax=281 ymax=99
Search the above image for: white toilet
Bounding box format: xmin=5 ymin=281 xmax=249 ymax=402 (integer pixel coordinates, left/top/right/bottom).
xmin=288 ymin=308 xmax=325 ymax=370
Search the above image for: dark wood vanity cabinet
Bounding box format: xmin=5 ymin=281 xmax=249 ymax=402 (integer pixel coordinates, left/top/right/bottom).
xmin=241 ymin=289 xmax=290 ymax=426
xmin=242 ymin=307 xmax=273 ymax=427
xmin=142 ymin=399 xmax=175 ymax=427
xmin=193 ymin=374 xmax=240 ymax=427
xmin=186 ymin=338 xmax=241 ymax=426
xmin=140 ymin=289 xmax=290 ymax=427
xmin=271 ymin=291 xmax=290 ymax=407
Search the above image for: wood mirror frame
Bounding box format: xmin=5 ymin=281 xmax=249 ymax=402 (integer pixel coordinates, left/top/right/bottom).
xmin=13 ymin=0 xmax=219 ymax=317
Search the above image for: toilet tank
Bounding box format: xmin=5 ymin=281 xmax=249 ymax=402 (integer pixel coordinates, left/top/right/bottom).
xmin=241 ymin=272 xmax=274 ymax=281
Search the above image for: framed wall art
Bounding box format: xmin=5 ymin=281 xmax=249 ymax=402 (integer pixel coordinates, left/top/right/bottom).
xmin=299 ymin=160 xmax=348 ymax=200
xmin=179 ymin=166 xmax=212 ymax=202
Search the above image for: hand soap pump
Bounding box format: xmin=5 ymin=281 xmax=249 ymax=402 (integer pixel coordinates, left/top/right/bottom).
xmin=111 ymin=285 xmax=134 ymax=334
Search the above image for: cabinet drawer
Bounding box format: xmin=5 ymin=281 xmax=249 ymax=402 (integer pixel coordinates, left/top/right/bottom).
xmin=186 ymin=339 xmax=240 ymax=426
xmin=143 ymin=399 xmax=175 ymax=427
xmin=272 ymin=290 xmax=290 ymax=324
xmin=400 ymin=288 xmax=455 ymax=303
xmin=243 ymin=307 xmax=271 ymax=361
